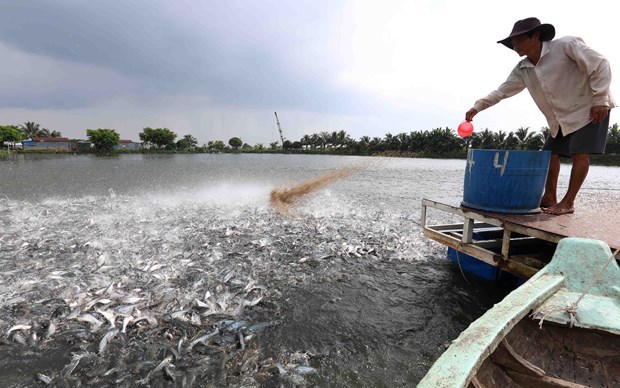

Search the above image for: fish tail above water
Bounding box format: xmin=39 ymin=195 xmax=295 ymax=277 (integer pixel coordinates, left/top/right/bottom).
xmin=136 ymin=354 xmax=174 ymax=385
xmin=98 ymin=328 xmax=119 ymax=354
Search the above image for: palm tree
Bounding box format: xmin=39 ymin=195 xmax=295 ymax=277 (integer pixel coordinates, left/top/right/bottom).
xmin=334 ymin=130 xmax=350 ymax=148
xmin=330 ymin=131 xmax=340 ymax=148
xmin=309 ymin=133 xmax=320 ymax=149
xmin=504 ymin=133 xmax=519 ymax=150
xmin=300 ymin=134 xmax=311 ymax=150
xmin=606 ymin=123 xmax=620 ymax=154
xmin=183 ymin=134 xmax=198 ymax=149
xmin=37 ymin=128 xmax=62 ymax=138
xmin=515 ymin=126 xmax=535 ymax=150
xmin=19 ymin=121 xmax=43 ymax=139
xmin=383 ymin=133 xmax=395 ymax=151
xmin=396 ymin=132 xmax=409 ymax=151
xmin=493 ymin=130 xmax=507 ymax=149
xmin=409 ymin=131 xmax=426 ymax=152
xmin=469 ymin=129 xmax=495 ymax=149
xmin=370 ymin=137 xmax=383 ymax=153
xmin=357 ymin=135 xmax=371 ymax=154
xmin=607 ymin=123 xmax=619 ymax=144
xmin=319 ymin=131 xmax=330 ymax=148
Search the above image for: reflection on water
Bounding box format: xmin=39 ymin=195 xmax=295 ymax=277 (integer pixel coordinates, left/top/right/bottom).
xmin=0 ymin=154 xmax=618 ymax=386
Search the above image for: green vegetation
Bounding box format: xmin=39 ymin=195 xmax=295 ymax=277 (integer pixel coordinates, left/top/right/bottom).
xmin=139 ymin=127 xmax=177 ymax=149
xmin=177 ymin=134 xmax=198 ymax=151
xmin=87 ymin=128 xmax=121 ymax=154
xmin=207 ymin=140 xmax=226 ymax=152
xmin=228 ymin=137 xmax=243 ymax=149
xmin=3 ymin=120 xmax=620 ymax=166
xmin=0 ymin=125 xmax=24 ymax=144
xmin=18 ymin=121 xmax=62 ymax=138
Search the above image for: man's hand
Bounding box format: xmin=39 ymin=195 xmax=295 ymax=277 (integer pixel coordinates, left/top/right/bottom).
xmin=590 ymin=105 xmax=609 ymax=124
xmin=465 ymin=109 xmax=478 ymax=122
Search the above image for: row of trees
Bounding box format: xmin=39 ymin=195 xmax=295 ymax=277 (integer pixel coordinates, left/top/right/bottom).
xmin=287 ymin=125 xmax=620 ymax=155
xmin=3 ymin=121 xmax=620 ymax=156
xmin=0 ymin=122 xmax=252 ymax=154
xmin=0 ymin=121 xmax=63 ymax=141
xmin=83 ymin=128 xmax=248 ymax=154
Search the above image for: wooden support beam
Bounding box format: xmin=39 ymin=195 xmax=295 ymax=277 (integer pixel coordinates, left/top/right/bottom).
xmin=462 ymin=218 xmax=474 ymax=243
xmin=502 ymin=229 xmax=511 ymax=259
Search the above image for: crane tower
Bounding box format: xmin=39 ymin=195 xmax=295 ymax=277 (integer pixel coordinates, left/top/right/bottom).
xmin=274 ymin=112 xmax=285 ymax=146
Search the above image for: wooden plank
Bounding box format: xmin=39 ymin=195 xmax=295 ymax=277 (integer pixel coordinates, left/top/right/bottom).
xmin=423 ymin=228 xmax=501 ymax=266
xmin=421 ymin=199 xmax=506 ymax=227
xmin=508 ymin=254 xmax=547 ymax=270
xmin=419 ymin=198 xmax=620 ymax=279
xmin=423 ymin=198 xmax=620 ymax=250
xmin=429 ymin=222 xmax=497 ymax=232
xmin=501 ymin=230 xmax=511 ymax=258
xmin=462 ymin=218 xmax=474 ymax=243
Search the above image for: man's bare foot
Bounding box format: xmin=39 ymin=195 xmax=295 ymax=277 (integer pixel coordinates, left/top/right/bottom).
xmin=540 ymin=196 xmax=557 ymax=210
xmin=542 ymin=203 xmax=575 ymax=215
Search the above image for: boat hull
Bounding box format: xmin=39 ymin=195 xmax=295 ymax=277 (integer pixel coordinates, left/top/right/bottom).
xmin=472 ymin=318 xmax=620 ymax=387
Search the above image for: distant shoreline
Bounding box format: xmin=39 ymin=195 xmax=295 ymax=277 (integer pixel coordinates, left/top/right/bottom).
xmin=3 ymin=148 xmax=620 ymax=166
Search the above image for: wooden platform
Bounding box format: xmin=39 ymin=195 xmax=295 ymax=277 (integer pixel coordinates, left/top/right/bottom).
xmin=421 ymin=198 xmax=620 ymax=279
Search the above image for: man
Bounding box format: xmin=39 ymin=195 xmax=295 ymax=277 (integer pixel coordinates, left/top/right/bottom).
xmin=465 ymin=17 xmax=615 ymax=215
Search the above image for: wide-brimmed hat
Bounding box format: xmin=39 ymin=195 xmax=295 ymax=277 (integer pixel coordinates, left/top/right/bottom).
xmin=497 ymin=17 xmax=555 ymax=49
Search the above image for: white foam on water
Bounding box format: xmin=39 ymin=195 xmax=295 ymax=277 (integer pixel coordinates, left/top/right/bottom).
xmin=141 ymin=182 xmax=273 ymax=209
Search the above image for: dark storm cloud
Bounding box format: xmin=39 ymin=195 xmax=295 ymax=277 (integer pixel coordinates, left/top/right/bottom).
xmin=0 ymin=0 xmax=375 ymax=112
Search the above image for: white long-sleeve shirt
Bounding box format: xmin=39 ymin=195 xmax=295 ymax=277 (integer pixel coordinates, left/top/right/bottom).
xmin=472 ymin=36 xmax=616 ymax=137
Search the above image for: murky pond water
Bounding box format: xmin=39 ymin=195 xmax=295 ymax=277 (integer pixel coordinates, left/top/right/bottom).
xmin=1 ymin=154 xmax=618 ymax=387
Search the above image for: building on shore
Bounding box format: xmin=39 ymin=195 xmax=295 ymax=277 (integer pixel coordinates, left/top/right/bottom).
xmin=20 ymin=138 xmax=142 ymax=151
xmin=23 ymin=137 xmax=77 ymax=150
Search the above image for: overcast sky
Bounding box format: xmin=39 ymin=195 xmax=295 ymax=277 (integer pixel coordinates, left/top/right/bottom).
xmin=1 ymin=0 xmax=618 ymax=145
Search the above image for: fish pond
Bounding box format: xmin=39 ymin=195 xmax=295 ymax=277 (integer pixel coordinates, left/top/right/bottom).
xmin=1 ymin=153 xmax=618 ymax=387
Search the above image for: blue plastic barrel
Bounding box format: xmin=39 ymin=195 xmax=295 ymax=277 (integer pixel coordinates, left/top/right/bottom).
xmin=462 ymin=149 xmax=551 ymax=214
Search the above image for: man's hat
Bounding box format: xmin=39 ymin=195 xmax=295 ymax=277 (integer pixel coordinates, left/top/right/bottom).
xmin=497 ymin=17 xmax=555 ymax=49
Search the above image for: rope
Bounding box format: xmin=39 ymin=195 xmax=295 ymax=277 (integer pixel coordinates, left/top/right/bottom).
xmin=454 ymin=246 xmax=471 ymax=286
xmin=572 ymin=247 xmax=620 ymax=307
xmin=535 ymin=247 xmax=620 ymax=329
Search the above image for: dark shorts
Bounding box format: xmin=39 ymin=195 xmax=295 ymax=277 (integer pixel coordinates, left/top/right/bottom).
xmin=542 ymin=113 xmax=609 ymax=157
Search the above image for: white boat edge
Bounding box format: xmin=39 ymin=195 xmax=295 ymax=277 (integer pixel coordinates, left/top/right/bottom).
xmin=418 ymin=237 xmax=620 ymax=388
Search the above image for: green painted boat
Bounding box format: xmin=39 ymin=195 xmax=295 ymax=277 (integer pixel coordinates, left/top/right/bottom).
xmin=419 ymin=237 xmax=620 ymax=388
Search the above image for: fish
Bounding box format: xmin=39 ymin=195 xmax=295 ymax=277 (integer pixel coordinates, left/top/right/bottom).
xmin=65 ymin=307 xmax=81 ymax=320
xmin=121 ymin=296 xmax=142 ymax=304
xmin=241 ymin=322 xmax=273 ymax=335
xmin=45 ymin=321 xmax=57 ymax=339
xmin=97 ymin=309 xmax=117 ymax=328
xmin=36 ymin=373 xmax=53 ymax=385
xmin=93 ymin=282 xmax=114 ymax=295
xmin=84 ymin=298 xmax=112 ymax=311
xmin=121 ymin=316 xmax=133 ymax=333
xmin=218 ymin=320 xmax=247 ymax=332
xmin=136 ymin=355 xmax=174 ymax=385
xmin=183 ymin=328 xmax=220 ymax=354
xmin=241 ymin=297 xmax=263 ymax=307
xmin=77 ymin=313 xmax=103 ymax=331
xmin=7 ymin=324 xmax=31 ymax=335
xmin=11 ymin=332 xmax=27 ymax=345
xmin=98 ymin=328 xmax=119 ymax=354
xmin=148 ymin=263 xmax=167 ymax=272
xmin=62 ymin=352 xmax=90 ymax=377
xmin=238 ymin=331 xmax=245 ymax=351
